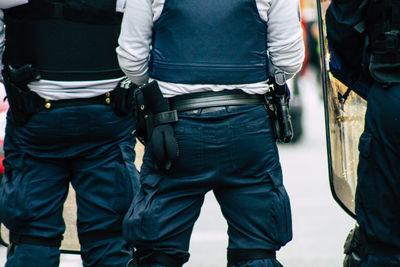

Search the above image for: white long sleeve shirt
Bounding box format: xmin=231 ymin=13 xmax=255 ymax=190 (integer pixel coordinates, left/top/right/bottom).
xmin=0 ymin=0 xmax=127 ymax=100
xmin=117 ymin=0 xmax=305 ymax=97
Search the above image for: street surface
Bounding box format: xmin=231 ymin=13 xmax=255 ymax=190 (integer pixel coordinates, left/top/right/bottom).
xmin=0 ymin=72 xmax=355 ymax=266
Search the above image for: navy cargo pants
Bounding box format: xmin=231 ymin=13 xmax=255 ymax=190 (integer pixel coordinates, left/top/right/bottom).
xmin=0 ymin=104 xmax=138 ymax=267
xmin=124 ymin=104 xmax=292 ymax=266
xmin=355 ymin=83 xmax=400 ymax=265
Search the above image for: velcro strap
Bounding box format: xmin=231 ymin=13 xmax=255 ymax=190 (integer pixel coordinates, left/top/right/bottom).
xmin=170 ymin=90 xmax=265 ymax=112
xmin=153 ymin=110 xmax=178 ymax=126
xmin=227 ymin=249 xmax=276 ymax=263
xmin=149 ymin=253 xmax=181 ymax=267
xmin=10 ymin=232 xmax=63 ymax=247
xmin=78 ymin=230 xmax=122 ymax=245
xmin=368 ymin=243 xmax=400 ymax=257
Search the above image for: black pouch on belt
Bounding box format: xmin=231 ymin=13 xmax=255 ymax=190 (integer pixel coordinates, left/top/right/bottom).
xmin=113 ymin=77 xmax=137 ymax=117
xmin=2 ymin=64 xmax=41 ymax=126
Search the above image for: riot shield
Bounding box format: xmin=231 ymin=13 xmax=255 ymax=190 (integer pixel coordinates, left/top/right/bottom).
xmin=0 ymin=185 xmax=81 ymax=254
xmin=316 ymin=0 xmax=367 ymax=219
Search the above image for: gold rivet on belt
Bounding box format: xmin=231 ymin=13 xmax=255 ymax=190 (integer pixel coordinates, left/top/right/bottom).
xmin=105 ymin=98 xmax=111 ymax=104
xmin=44 ymin=99 xmax=51 ymax=109
xmin=106 ymin=92 xmax=111 ymax=97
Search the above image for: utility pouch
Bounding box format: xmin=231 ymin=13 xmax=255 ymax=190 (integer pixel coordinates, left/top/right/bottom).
xmin=265 ymin=81 xmax=294 ymax=143
xmin=2 ymin=65 xmax=40 ymax=126
xmin=113 ymin=77 xmax=137 ymax=117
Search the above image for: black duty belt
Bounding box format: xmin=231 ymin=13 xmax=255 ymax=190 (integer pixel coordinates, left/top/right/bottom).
xmin=26 ymin=90 xmax=114 ymax=114
xmin=169 ymin=90 xmax=265 ymax=112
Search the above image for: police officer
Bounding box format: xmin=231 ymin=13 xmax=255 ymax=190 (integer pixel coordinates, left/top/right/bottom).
xmin=118 ymin=0 xmax=304 ymax=266
xmin=346 ymin=83 xmax=400 ymax=266
xmin=0 ymin=1 xmax=138 ymax=266
xmin=324 ymin=0 xmax=400 ymax=265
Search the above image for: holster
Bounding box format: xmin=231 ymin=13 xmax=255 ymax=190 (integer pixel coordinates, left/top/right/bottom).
xmin=132 ymin=87 xmax=150 ymax=145
xmin=264 ymin=80 xmax=294 ymax=143
xmin=343 ymin=226 xmax=368 ymax=267
xmin=2 ymin=65 xmax=41 ymax=126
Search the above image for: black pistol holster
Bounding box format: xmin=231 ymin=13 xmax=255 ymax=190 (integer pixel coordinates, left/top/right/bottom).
xmin=2 ymin=64 xmax=41 ymax=126
xmin=265 ymin=77 xmax=294 ymax=143
xmin=133 ymin=81 xmax=179 ymax=171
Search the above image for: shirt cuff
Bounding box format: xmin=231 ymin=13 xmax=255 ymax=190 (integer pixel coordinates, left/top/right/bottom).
xmin=0 ymin=0 xmax=28 ymax=9
xmin=116 ymin=0 xmax=126 ymax=13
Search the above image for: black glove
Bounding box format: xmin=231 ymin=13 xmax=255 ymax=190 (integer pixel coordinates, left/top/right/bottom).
xmin=150 ymin=124 xmax=179 ymax=171
xmin=141 ymin=81 xmax=179 ymax=171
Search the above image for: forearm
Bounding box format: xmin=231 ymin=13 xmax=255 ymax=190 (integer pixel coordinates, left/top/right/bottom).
xmin=267 ymin=0 xmax=305 ymax=79
xmin=0 ymin=0 xmax=28 ymax=9
xmin=117 ymin=0 xmax=153 ymax=85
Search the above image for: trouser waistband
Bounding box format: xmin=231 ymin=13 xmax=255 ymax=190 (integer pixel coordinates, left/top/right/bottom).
xmin=27 ymin=90 xmax=114 ymax=113
xmin=169 ymin=90 xmax=265 ymax=112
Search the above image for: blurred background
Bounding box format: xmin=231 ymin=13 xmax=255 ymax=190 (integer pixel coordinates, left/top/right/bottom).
xmin=0 ymin=0 xmax=356 ymax=265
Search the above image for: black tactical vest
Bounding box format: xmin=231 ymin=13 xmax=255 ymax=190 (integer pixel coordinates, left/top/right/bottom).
xmin=3 ymin=0 xmax=124 ymax=81
xmin=366 ymin=0 xmax=400 ymax=83
xmin=150 ymin=0 xmax=268 ymax=85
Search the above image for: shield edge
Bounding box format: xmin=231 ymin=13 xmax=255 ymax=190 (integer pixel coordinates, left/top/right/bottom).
xmin=316 ymin=0 xmax=356 ymax=219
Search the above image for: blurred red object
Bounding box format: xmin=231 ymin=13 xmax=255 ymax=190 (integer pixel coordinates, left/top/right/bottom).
xmin=0 ymin=83 xmax=8 ymax=176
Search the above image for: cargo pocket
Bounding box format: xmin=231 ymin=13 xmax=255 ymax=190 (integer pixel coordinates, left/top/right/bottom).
xmin=356 ymin=132 xmax=377 ymax=210
xmin=119 ymin=141 xmax=139 ymax=199
xmin=108 ymin=142 xmax=137 ymax=216
xmin=357 ymin=132 xmax=373 ymax=187
xmin=268 ymin=172 xmax=293 ymax=246
xmin=0 ymin=153 xmax=31 ymax=230
xmin=123 ymin=171 xmax=162 ymax=244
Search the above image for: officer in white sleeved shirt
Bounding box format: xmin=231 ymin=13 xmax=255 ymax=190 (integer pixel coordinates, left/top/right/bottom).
xmin=117 ymin=0 xmax=304 ymax=266
xmin=0 ymin=1 xmax=138 ymax=266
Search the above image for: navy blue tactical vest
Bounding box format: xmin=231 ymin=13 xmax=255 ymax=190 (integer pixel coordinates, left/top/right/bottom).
xmin=149 ymin=0 xmax=269 ymax=84
xmin=3 ymin=0 xmax=123 ymax=81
